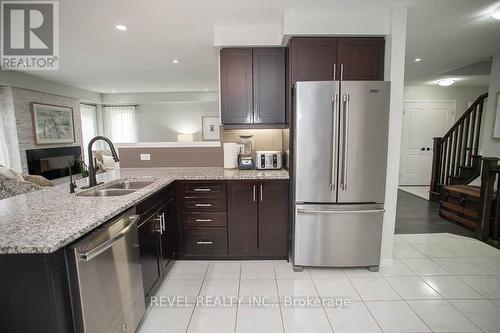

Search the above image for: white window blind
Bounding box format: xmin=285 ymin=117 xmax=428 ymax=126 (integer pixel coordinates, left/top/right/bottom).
xmin=102 ymin=105 xmax=137 ymax=143
xmin=80 ymin=103 xmax=98 ymax=162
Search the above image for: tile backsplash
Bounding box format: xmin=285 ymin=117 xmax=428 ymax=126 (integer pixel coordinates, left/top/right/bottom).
xmin=221 ymin=129 xmax=283 ymax=151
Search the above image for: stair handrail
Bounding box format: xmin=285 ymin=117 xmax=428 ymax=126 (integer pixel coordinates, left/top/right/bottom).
xmin=429 ymin=92 xmax=488 ymax=201
xmin=442 ymin=92 xmax=488 ymax=141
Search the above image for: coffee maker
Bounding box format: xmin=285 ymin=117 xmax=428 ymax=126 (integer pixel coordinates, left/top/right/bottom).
xmin=238 ymin=135 xmax=255 ymax=170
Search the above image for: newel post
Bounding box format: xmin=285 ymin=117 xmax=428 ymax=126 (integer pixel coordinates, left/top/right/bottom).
xmin=476 ymin=157 xmax=499 ymax=241
xmin=429 ymin=137 xmax=443 ymax=201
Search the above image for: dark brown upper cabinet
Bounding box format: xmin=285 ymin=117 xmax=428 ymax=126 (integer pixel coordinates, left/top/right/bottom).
xmin=337 ymin=37 xmax=385 ymax=81
xmin=288 ymin=37 xmax=385 ymax=82
xmin=220 ymin=48 xmax=253 ymax=124
xmin=289 ymin=38 xmax=337 ymax=84
xmin=253 ymin=48 xmax=286 ymax=124
xmin=220 ymin=48 xmax=286 ymax=126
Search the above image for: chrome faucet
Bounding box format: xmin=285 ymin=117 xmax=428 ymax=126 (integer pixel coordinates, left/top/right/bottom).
xmin=83 ymin=136 xmax=119 ymax=189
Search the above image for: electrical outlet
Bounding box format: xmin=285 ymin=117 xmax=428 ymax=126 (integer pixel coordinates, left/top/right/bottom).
xmin=140 ymin=154 xmax=151 ymax=161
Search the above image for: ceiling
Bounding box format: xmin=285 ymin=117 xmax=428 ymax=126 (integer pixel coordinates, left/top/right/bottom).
xmin=20 ymin=0 xmax=500 ymax=92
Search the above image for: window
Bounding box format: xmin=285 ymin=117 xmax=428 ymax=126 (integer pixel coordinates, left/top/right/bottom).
xmin=80 ymin=103 xmax=98 ymax=163
xmin=102 ymin=105 xmax=137 ymax=143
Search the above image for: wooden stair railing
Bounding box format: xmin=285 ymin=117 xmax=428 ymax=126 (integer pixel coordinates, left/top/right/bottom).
xmin=429 ymin=92 xmax=488 ymax=201
xmin=476 ymin=158 xmax=500 ymax=245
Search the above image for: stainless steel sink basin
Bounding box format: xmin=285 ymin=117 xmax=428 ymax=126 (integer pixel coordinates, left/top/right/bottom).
xmin=79 ymin=189 xmax=137 ymax=197
xmin=103 ymin=181 xmax=154 ymax=190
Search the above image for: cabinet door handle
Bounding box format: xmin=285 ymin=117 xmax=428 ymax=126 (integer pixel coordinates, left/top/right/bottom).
xmin=260 ymin=184 xmax=263 ymax=202
xmin=194 ymin=188 xmax=211 ymax=192
xmin=340 ymin=64 xmax=344 ymax=81
xmin=196 ymin=241 xmax=213 ymax=245
xmin=253 ymin=185 xmax=256 ymax=202
xmin=195 ymin=203 xmax=212 ymax=207
xmin=195 ymin=219 xmax=213 ymax=222
xmin=332 ymin=64 xmax=336 ymax=81
xmin=161 ymin=213 xmax=165 ymax=231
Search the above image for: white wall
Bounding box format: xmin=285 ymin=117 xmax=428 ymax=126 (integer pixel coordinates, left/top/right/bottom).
xmin=379 ymin=7 xmax=408 ymax=267
xmin=480 ymin=53 xmax=500 ymax=157
xmin=404 ymin=85 xmax=489 ymax=118
xmin=136 ymin=102 xmax=219 ymax=142
xmin=0 ymin=71 xmax=101 ymax=104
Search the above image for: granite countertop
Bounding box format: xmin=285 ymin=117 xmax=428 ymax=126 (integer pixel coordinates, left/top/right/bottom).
xmin=0 ymin=167 xmax=289 ymax=254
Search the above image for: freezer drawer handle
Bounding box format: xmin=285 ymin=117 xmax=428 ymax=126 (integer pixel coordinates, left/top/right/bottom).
xmin=80 ymin=215 xmax=139 ymax=261
xmin=297 ymin=208 xmax=385 ymax=214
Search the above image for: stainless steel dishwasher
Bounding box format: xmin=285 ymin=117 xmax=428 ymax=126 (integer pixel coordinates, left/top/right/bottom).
xmin=67 ymin=208 xmax=145 ymax=333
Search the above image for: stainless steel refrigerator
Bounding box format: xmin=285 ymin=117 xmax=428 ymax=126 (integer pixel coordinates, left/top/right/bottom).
xmin=293 ymin=80 xmax=390 ymax=270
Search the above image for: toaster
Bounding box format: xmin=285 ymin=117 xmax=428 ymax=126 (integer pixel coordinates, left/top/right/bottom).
xmin=256 ymin=151 xmax=282 ymax=170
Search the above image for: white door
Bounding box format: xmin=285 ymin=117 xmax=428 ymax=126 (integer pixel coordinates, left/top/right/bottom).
xmin=400 ymin=102 xmax=455 ymax=185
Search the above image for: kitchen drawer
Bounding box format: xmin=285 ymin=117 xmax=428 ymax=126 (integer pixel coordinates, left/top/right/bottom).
xmin=179 ymin=181 xmax=226 ymax=197
xmin=183 ymin=212 xmax=227 ymax=227
xmin=183 ymin=228 xmax=228 ymax=256
xmin=181 ymin=197 xmax=227 ymax=212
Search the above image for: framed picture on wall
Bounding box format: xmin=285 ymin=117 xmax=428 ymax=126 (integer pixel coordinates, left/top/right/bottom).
xmin=202 ymin=116 xmax=220 ymax=141
xmin=31 ymin=103 xmax=75 ymax=145
xmin=494 ymin=93 xmax=500 ymax=139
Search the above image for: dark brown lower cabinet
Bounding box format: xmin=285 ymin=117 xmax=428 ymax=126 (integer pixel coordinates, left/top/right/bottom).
xmin=227 ymin=181 xmax=259 ymax=256
xmin=227 ymin=180 xmax=289 ymax=258
xmin=137 ymin=205 xmax=163 ymax=298
xmin=258 ymin=180 xmax=289 ymax=257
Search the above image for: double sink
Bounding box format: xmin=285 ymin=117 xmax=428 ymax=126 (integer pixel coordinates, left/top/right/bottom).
xmin=79 ymin=180 xmax=154 ymax=197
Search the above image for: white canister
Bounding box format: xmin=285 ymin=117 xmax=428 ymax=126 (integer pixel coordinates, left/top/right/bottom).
xmin=223 ymin=143 xmax=239 ymax=169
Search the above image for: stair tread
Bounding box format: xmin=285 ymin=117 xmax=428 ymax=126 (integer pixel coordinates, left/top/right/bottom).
xmin=443 ymin=185 xmax=481 ymax=197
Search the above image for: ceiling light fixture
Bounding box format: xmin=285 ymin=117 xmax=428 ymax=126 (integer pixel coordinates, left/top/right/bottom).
xmin=172 ymin=59 xmax=179 ymax=64
xmin=115 ymin=24 xmax=127 ymax=31
xmin=491 ymin=5 xmax=500 ymax=19
xmin=112 ymin=90 xmax=116 ymax=93
xmin=437 ymin=79 xmax=456 ymax=87
xmin=414 ymin=58 xmax=422 ymax=62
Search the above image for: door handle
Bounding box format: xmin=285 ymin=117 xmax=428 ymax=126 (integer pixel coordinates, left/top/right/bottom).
xmin=195 ymin=218 xmax=213 ymax=222
xmin=260 ymin=184 xmax=263 ymax=202
xmin=196 ymin=241 xmax=213 ymax=245
xmin=330 ymin=93 xmax=338 ymax=191
xmin=342 ymin=93 xmax=350 ymax=191
xmin=80 ymin=215 xmax=139 ymax=261
xmin=332 ymin=64 xmax=337 ymax=81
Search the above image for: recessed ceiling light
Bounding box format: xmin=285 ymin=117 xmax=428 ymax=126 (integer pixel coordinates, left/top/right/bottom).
xmin=115 ymin=24 xmax=127 ymax=31
xmin=204 ymin=88 xmax=208 ymax=91
xmin=437 ymin=79 xmax=456 ymax=87
xmin=112 ymin=90 xmax=116 ymax=93
xmin=491 ymin=5 xmax=500 ymax=19
xmin=414 ymin=58 xmax=422 ymax=62
xmin=172 ymin=59 xmax=179 ymax=64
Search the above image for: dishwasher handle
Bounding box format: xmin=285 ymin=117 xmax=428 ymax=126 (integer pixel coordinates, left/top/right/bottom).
xmin=79 ymin=215 xmax=139 ymax=261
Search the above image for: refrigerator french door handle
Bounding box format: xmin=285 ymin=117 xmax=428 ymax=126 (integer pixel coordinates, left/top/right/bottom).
xmin=330 ymin=93 xmax=338 ymax=190
xmin=297 ymin=208 xmax=385 ymax=214
xmin=342 ymin=93 xmax=351 ymax=191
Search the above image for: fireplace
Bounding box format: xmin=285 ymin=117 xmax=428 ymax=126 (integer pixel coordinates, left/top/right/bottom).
xmin=26 ymin=146 xmax=82 ymax=180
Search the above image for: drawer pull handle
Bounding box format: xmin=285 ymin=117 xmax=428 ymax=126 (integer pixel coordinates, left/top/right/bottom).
xmin=196 ymin=241 xmax=213 ymax=245
xmin=195 ymin=219 xmax=213 ymax=222
xmin=194 ymin=188 xmax=211 ymax=192
xmin=195 ymin=203 xmax=212 ymax=207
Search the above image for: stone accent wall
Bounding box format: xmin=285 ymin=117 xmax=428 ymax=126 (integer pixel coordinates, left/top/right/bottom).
xmin=0 ymin=86 xmax=22 ymax=171
xmin=10 ymin=87 xmax=83 ymax=172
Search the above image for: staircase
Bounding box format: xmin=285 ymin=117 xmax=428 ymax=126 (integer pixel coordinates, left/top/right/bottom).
xmin=429 ymin=92 xmax=488 ymax=201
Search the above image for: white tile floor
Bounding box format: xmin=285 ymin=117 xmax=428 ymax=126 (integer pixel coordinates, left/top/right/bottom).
xmin=138 ymin=233 xmax=500 ymax=333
